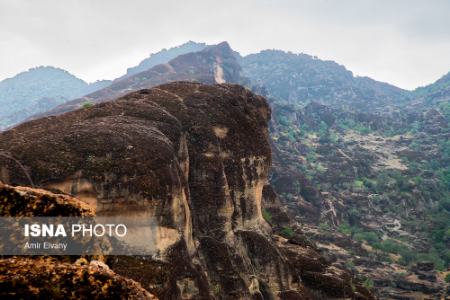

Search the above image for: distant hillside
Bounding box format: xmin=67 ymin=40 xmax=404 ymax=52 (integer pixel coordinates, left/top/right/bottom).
xmin=122 ymin=41 xmax=207 ymax=78
xmin=0 ymin=66 xmax=110 ymax=129
xmin=410 ymin=71 xmax=450 ymax=113
xmin=38 ymin=42 xmax=246 ymax=116
xmin=240 ymin=50 xmax=409 ymax=113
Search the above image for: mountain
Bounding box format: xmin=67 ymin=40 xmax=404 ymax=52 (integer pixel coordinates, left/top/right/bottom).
xmin=37 ymin=42 xmax=246 ymax=117
xmin=410 ymin=71 xmax=450 ymax=114
xmin=239 ymin=46 xmax=450 ymax=298
xmin=2 ymin=40 xmax=449 ymax=298
xmin=0 ymin=82 xmax=373 ymax=299
xmin=122 ymin=41 xmax=207 ymax=78
xmin=240 ymin=50 xmax=410 ymax=113
xmin=0 ymin=66 xmax=111 ymax=129
xmin=0 ymin=42 xmax=208 ymax=129
xmin=266 ymin=75 xmax=450 ymax=297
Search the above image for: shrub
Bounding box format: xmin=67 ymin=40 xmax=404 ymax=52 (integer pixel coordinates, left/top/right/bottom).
xmin=338 ymin=223 xmax=352 ymax=235
xmin=281 ymin=227 xmax=294 ymax=238
xmin=278 ymin=116 xmax=290 ymax=126
xmin=373 ymin=239 xmax=408 ymax=254
xmin=353 ymin=231 xmax=379 ymax=244
xmin=415 ymin=252 xmax=445 ymax=271
xmin=363 ymin=278 xmax=374 ymax=289
xmin=345 ymin=260 xmax=355 ymax=270
xmin=318 ymin=223 xmax=330 ymax=231
xmin=439 ymin=197 xmax=450 ymax=212
xmin=262 ymin=209 xmax=272 ymax=223
xmin=353 ymin=180 xmax=364 ymax=190
xmin=82 ymin=101 xmax=93 ymax=108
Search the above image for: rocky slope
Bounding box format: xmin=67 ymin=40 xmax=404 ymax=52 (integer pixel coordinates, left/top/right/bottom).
xmin=236 ymin=47 xmax=450 ymax=298
xmin=38 ymin=42 xmax=246 ymax=117
xmin=268 ymin=99 xmax=450 ymax=298
xmin=411 ymin=71 xmax=450 ymax=111
xmin=240 ymin=50 xmax=410 ymax=114
xmin=0 ymin=66 xmax=110 ymax=129
xmin=0 ymin=82 xmax=373 ymax=299
xmin=0 ymin=257 xmax=157 ymax=300
xmin=122 ymin=41 xmax=207 ymax=78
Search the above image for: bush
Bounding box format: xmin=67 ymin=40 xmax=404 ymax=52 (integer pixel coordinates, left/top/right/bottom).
xmin=262 ymin=209 xmax=272 ymax=223
xmin=82 ymin=101 xmax=93 ymax=108
xmin=338 ymin=223 xmax=352 ymax=235
xmin=445 ymin=273 xmax=450 ymax=283
xmin=281 ymin=227 xmax=294 ymax=238
xmin=353 ymin=231 xmax=380 ymax=244
xmin=353 ymin=180 xmax=364 ymax=190
xmin=361 ymin=177 xmax=377 ymax=191
xmin=278 ymin=116 xmax=290 ymax=126
xmin=373 ymin=239 xmax=409 ymax=255
xmin=363 ymin=278 xmax=374 ymax=289
xmin=440 ymin=197 xmax=450 ymax=212
xmin=345 ymin=260 xmax=355 ymax=270
xmin=415 ymin=252 xmax=445 ymax=271
xmin=318 ymin=223 xmax=330 ymax=231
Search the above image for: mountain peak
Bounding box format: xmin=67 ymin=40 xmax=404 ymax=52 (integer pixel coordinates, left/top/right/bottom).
xmin=123 ymin=41 xmax=208 ymax=78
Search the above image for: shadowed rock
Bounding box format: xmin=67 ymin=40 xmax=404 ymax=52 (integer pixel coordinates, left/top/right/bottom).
xmin=0 ymin=82 xmax=373 ymax=299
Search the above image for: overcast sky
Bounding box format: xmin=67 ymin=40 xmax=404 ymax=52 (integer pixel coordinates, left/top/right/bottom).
xmin=1 ymin=0 xmax=450 ymax=90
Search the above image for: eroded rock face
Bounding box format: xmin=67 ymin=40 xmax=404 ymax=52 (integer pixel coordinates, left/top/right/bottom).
xmin=0 ymin=182 xmax=94 ymax=217
xmin=0 ymin=183 xmax=157 ymax=300
xmin=0 ymin=257 xmax=157 ymax=300
xmin=0 ymin=82 xmax=374 ymax=299
xmin=0 ymin=82 xmax=287 ymax=298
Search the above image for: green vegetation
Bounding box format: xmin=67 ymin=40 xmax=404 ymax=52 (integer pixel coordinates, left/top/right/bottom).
xmin=318 ymin=222 xmax=330 ymax=231
xmin=262 ymin=209 xmax=272 ymax=223
xmin=338 ymin=223 xmax=352 ymax=235
xmin=354 ymin=231 xmax=379 ymax=244
xmin=269 ymin=79 xmax=450 ymax=271
xmin=445 ymin=273 xmax=450 ymax=283
xmin=362 ymin=278 xmax=374 ymax=289
xmin=439 ymin=101 xmax=450 ymax=119
xmin=337 ymin=119 xmax=372 ymax=134
xmin=281 ymin=226 xmax=294 ymax=238
xmin=82 ymin=101 xmax=93 ymax=109
xmin=353 ymin=179 xmax=365 ymax=190
xmin=345 ymin=260 xmax=355 ymax=270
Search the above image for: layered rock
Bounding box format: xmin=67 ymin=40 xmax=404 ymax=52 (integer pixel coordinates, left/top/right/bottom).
xmin=0 ymin=182 xmax=94 ymax=217
xmin=0 ymin=183 xmax=157 ymax=300
xmin=0 ymin=257 xmax=157 ymax=300
xmin=0 ymin=82 xmax=373 ymax=299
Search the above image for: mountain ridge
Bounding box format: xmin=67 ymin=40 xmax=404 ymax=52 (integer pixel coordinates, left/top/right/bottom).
xmin=0 ymin=66 xmax=111 ymax=129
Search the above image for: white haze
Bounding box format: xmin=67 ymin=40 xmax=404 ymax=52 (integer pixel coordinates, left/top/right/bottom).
xmin=1 ymin=0 xmax=450 ymax=90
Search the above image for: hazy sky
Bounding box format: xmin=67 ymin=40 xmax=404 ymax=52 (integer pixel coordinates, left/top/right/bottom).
xmin=1 ymin=0 xmax=450 ymax=90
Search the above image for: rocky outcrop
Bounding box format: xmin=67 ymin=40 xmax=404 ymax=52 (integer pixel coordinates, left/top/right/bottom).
xmin=0 ymin=182 xmax=94 ymax=217
xmin=0 ymin=82 xmax=373 ymax=299
xmin=0 ymin=257 xmax=157 ymax=300
xmin=0 ymin=183 xmax=157 ymax=299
